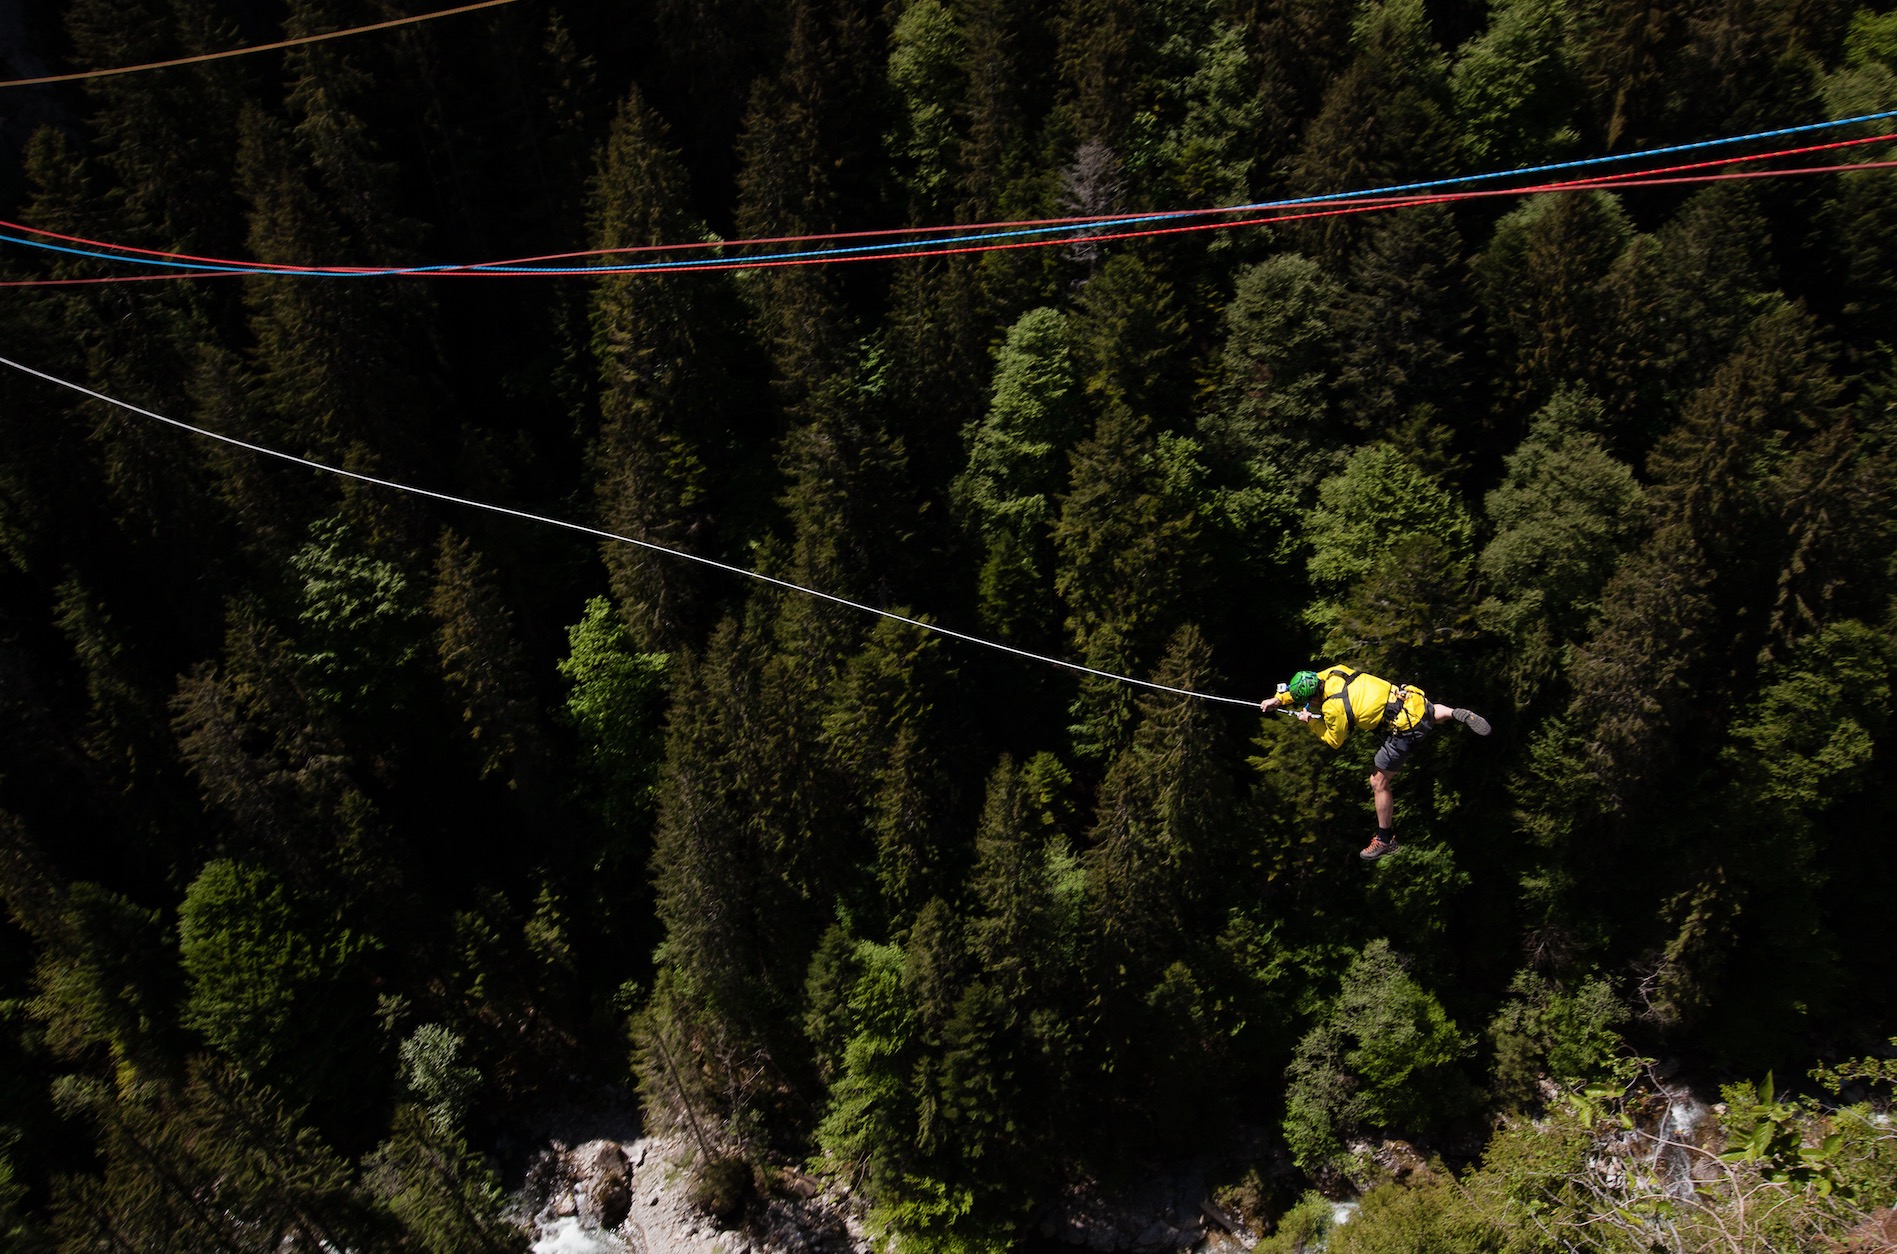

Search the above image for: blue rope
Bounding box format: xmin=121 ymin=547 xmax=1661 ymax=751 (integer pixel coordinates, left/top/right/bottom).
xmin=5 ymin=110 xmax=1894 ymax=278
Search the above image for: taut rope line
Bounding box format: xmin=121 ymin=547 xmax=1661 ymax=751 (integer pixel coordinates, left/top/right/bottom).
xmin=0 ymin=356 xmax=1259 ymax=708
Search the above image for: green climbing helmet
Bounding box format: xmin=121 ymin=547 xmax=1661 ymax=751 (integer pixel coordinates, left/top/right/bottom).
xmin=1288 ymin=669 xmax=1321 ymax=701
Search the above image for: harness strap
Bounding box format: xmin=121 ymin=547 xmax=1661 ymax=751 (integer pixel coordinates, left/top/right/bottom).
xmin=1324 ymin=667 xmax=1363 ymax=731
xmin=1385 ymin=684 xmax=1409 ymax=731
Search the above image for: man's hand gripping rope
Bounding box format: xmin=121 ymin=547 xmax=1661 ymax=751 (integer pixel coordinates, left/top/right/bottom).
xmin=1259 ymin=684 xmax=1314 ymax=723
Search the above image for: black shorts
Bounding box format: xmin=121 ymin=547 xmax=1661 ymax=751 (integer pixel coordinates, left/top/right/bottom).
xmin=1374 ymin=714 xmax=1438 ymax=773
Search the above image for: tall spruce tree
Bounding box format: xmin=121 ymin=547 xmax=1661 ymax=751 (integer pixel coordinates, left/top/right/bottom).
xmin=588 ymin=84 xmax=759 ymax=650
xmin=1249 ymin=0 xmax=1361 ymax=180
xmin=733 ymin=0 xmax=889 ymax=404
xmin=50 ymin=1063 xmax=382 ymax=1254
xmin=429 ymin=531 xmax=543 ymax=792
xmin=1524 ymin=303 xmax=1861 ymax=1017
xmin=1567 ymin=0 xmax=1689 ymax=150
xmin=1202 ymin=252 xmax=1346 ymax=494
xmin=1477 ymin=389 xmax=1646 ymax=708
xmin=1448 ymin=0 xmax=1579 ymax=168
xmin=1287 ymin=0 xmax=1462 ymax=266
xmin=1049 ymin=0 xmax=1148 ymax=156
xmin=1475 ymin=189 xmax=1633 ymax=416
xmin=1068 ymin=251 xmax=1191 ymax=419
xmin=1596 ymin=180 xmax=1779 ymax=446
xmin=1080 ymin=629 xmax=1239 ymax=1145
xmin=886 ymin=0 xmax=968 ymax=220
xmin=822 ymin=618 xmax=965 ymax=927
xmin=233 ymin=0 xmax=445 ymax=491
xmin=1332 ymin=205 xmax=1471 ymax=443
xmin=955 ymin=307 xmax=1085 ymax=645
xmin=1051 ymin=404 xmax=1208 ymax=760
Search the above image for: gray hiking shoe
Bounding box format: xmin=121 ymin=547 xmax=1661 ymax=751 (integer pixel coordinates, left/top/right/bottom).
xmin=1451 ymin=708 xmax=1491 ymax=735
xmin=1360 ymin=834 xmax=1400 ymax=861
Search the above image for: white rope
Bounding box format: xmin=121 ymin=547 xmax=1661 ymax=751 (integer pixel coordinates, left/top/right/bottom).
xmin=0 ymin=356 xmax=1262 ymax=709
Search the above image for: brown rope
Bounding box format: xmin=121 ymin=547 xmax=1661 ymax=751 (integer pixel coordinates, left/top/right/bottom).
xmin=0 ymin=0 xmax=517 ymax=89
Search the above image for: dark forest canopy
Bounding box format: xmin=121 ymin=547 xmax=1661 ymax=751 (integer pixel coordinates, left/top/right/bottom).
xmin=2 ymin=0 xmax=1896 ymax=1250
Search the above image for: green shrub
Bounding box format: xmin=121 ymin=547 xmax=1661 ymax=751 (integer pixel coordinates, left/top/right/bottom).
xmin=690 ymin=1154 xmax=755 ymax=1224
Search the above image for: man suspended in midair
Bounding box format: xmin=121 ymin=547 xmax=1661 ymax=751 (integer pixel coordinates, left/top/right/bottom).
xmin=1260 ymin=666 xmax=1490 ymax=861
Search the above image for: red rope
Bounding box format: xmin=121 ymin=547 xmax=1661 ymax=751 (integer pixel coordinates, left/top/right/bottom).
xmin=1 ymin=142 xmax=1891 ymax=286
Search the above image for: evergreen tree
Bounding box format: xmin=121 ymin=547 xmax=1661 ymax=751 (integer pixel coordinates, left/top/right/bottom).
xmin=811 ymin=900 xmax=1023 ymax=1254
xmin=1684 ymin=614 xmax=1889 ymax=1054
xmin=290 ymin=514 xmax=428 ymax=714
xmin=1643 ymin=301 xmax=1847 ymax=668
xmin=44 ymin=0 xmax=245 ymax=562
xmin=1475 ymin=189 xmax=1633 ymax=414
xmin=1049 ymin=0 xmax=1148 ymax=155
xmin=0 ymin=824 xmax=176 ymax=1080
xmin=233 ymin=2 xmax=446 ymax=486
xmin=1597 ymin=180 xmax=1779 ymax=442
xmin=1201 ymin=253 xmax=1346 ymax=494
xmin=951 ymin=0 xmax=1052 ymax=312
xmin=588 ymin=84 xmax=760 ymax=650
xmin=50 ymin=1064 xmax=382 ymax=1254
xmin=1648 ymin=620 xmax=1891 ymax=1057
xmin=813 ymin=939 xmax=924 ymax=1220
xmin=881 ymin=251 xmax=992 ymax=502
xmin=1525 ymin=303 xmax=1866 ymax=1006
xmin=429 ymin=531 xmax=543 ymax=790
xmin=645 ymin=0 xmax=786 ymax=208
xmin=1332 ymin=205 xmax=1471 ymax=443
xmin=774 ymin=347 xmax=921 ymax=627
xmin=51 ymin=575 xmax=174 ymax=795
xmin=1249 ymin=0 xmax=1361 ymax=181
xmin=1079 ymin=627 xmax=1241 ymax=1149
xmin=960 ymin=754 xmax=1088 ymax=1163
xmin=967 ymin=754 xmax=1084 ymax=1022
xmin=363 ymin=1104 xmax=514 ymax=1254
xmin=1282 ymin=939 xmax=1474 ymax=1171
xmin=1814 ymin=44 xmax=1897 ymax=354
xmin=822 ymin=618 xmax=965 ymax=925
xmin=1478 ymin=390 xmax=1645 ymax=707
xmin=645 ymin=605 xmax=851 ymax=1133
xmin=733 ymin=0 xmax=889 ymax=403
xmin=1666 ymin=0 xmax=1835 ymax=142
xmin=1287 ymin=0 xmax=1462 ymax=266
xmin=648 ymin=622 xmax=782 ymax=1048
xmin=1083 ymin=627 xmax=1235 ymax=976
xmin=1448 ymin=0 xmax=1580 ymax=168
xmin=1068 ymin=251 xmax=1191 ymax=418
xmin=887 ymin=0 xmax=969 ymax=220
xmin=1051 ymin=404 xmax=1208 ymax=759
xmin=955 ymin=307 xmax=1085 ymax=644
xmin=1567 ymin=0 xmax=1689 ymax=150
xmin=66 ymin=0 xmax=248 ymax=258
xmin=169 ymin=598 xmax=399 ymax=903
xmin=1302 ymin=444 xmax=1477 ymax=672
xmin=951 ymin=0 xmax=1033 ymax=216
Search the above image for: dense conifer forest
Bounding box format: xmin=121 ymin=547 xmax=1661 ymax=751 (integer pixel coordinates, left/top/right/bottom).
xmin=3 ymin=0 xmax=1897 ymax=1249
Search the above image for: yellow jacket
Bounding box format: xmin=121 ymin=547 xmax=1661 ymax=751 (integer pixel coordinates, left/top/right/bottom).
xmin=1300 ymin=665 xmax=1429 ymax=749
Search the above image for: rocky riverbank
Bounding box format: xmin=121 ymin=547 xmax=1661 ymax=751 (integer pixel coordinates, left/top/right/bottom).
xmin=518 ymin=1134 xmax=868 ymax=1254
xmin=515 ymin=1132 xmax=1273 ymax=1254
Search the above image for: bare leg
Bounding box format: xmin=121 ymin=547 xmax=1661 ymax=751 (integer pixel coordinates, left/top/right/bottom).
xmin=1431 ymin=703 xmax=1454 ymax=722
xmin=1369 ymin=769 xmax=1396 ymax=828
